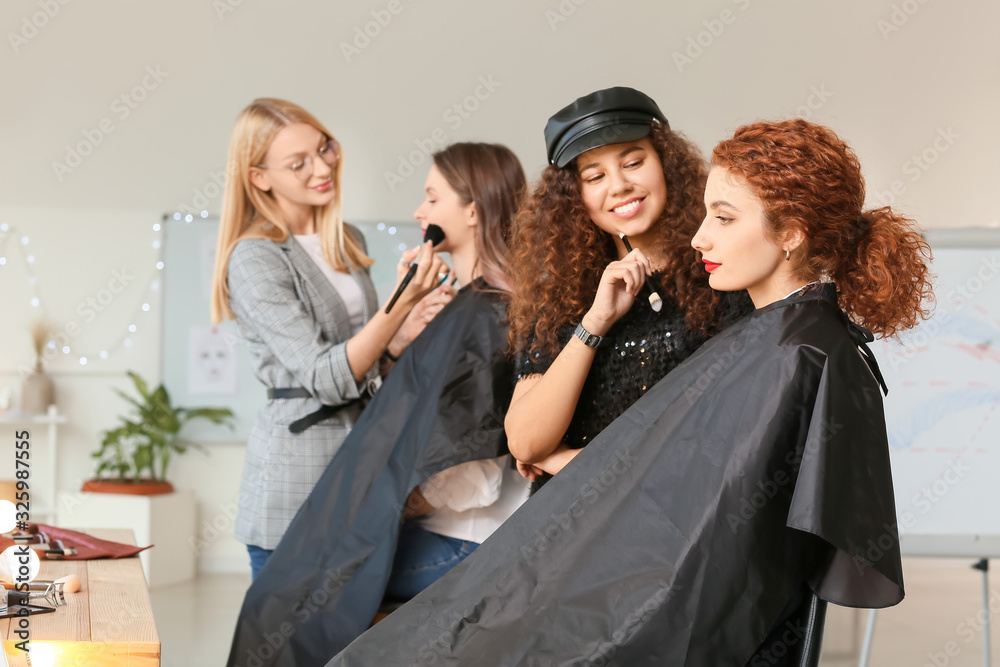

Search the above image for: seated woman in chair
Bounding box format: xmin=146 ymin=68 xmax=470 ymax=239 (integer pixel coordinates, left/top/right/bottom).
xmin=328 ymin=119 xmax=931 ymax=666
xmin=227 ymin=142 xmax=529 ymax=667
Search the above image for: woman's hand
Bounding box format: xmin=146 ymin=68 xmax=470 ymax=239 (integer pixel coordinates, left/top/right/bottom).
xmin=388 ymin=281 xmax=457 ymax=356
xmin=516 ymin=445 xmax=582 ymax=480
xmin=580 ymin=248 xmax=653 ymax=336
xmin=516 ymin=459 xmax=546 ymax=483
xmin=402 ymin=486 xmax=436 ymax=520
xmin=534 ymin=445 xmax=582 ymax=476
xmin=396 ymin=241 xmax=451 ymax=308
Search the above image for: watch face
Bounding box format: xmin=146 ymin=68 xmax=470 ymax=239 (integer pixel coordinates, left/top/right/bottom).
xmin=574 ymin=324 xmax=600 ymax=348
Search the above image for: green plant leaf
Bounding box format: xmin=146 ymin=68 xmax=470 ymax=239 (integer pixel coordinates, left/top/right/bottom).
xmin=127 ymin=370 xmax=151 ymax=402
xmin=92 ymin=371 xmax=237 ymax=483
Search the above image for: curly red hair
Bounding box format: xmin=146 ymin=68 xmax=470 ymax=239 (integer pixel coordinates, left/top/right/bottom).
xmin=711 ymin=119 xmax=933 ymax=338
xmin=508 ymin=122 xmax=723 ymax=359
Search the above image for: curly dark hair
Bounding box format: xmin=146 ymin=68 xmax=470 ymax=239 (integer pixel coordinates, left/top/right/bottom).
xmin=507 ymin=122 xmax=723 ymax=360
xmin=711 ymin=119 xmax=933 ymax=338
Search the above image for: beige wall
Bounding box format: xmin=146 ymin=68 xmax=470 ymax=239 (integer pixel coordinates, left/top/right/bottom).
xmin=1 ymin=0 xmax=995 ymax=573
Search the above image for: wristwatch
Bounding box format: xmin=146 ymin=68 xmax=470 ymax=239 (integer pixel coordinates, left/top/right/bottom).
xmin=573 ymin=323 xmax=604 ymax=349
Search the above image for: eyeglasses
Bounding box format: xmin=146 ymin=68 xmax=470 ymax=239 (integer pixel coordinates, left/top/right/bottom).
xmin=255 ymin=139 xmax=340 ymax=182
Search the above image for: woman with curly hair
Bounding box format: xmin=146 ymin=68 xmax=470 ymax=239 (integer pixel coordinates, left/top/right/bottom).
xmin=505 ymin=87 xmax=749 ymax=480
xmin=329 ymin=118 xmax=931 ymax=667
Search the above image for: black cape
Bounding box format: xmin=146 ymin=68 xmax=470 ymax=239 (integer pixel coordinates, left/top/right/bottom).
xmin=227 ymin=285 xmax=513 ymax=667
xmin=328 ymin=287 xmax=905 ymax=666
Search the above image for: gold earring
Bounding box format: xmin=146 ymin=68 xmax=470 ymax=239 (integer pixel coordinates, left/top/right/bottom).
xmin=785 ymin=249 xmax=791 ymax=261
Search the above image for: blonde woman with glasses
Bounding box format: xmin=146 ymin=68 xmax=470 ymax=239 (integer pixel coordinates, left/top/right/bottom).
xmin=210 ymin=98 xmax=451 ymax=579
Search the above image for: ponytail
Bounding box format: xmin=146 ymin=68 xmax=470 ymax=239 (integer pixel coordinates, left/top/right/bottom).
xmin=712 ymin=119 xmax=934 ymax=339
xmin=837 ymin=207 xmax=933 ymax=338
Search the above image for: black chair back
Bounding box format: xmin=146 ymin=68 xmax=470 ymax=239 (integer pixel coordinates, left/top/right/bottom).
xmin=746 ymin=591 xmax=828 ymax=667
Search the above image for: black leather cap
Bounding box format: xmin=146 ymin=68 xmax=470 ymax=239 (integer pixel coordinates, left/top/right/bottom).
xmin=544 ymin=87 xmax=669 ymax=168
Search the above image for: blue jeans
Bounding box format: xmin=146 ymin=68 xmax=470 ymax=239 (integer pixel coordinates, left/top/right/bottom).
xmin=385 ymin=522 xmax=478 ymax=600
xmin=247 ymin=544 xmax=274 ymax=581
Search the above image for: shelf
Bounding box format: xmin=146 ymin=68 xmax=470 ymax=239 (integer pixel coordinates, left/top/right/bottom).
xmin=0 ymin=407 xmax=67 ymax=424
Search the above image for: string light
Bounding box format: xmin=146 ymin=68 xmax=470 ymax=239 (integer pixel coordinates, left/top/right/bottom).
xmin=0 ymin=217 xmax=165 ymax=367
xmin=0 ymin=213 xmax=421 ymax=370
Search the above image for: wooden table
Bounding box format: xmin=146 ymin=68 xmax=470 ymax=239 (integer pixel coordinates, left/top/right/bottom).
xmin=0 ymin=528 xmax=160 ymax=666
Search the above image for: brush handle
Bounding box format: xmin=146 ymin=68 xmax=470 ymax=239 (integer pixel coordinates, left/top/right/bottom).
xmin=618 ymin=233 xmax=662 ymax=312
xmin=385 ymin=264 xmax=418 ymax=314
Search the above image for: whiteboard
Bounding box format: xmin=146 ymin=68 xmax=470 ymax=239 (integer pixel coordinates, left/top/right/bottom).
xmin=160 ymin=215 xmax=423 ymax=443
xmin=876 ymin=228 xmax=1000 ymax=557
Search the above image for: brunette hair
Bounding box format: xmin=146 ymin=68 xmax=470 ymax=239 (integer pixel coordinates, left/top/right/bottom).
xmin=210 ymin=98 xmax=373 ymax=324
xmin=432 ymin=143 xmax=526 ymax=292
xmin=507 ymin=122 xmax=721 ymax=360
xmin=711 ymin=119 xmax=933 ymax=338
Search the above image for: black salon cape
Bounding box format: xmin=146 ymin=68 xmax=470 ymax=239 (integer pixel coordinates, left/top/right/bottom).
xmin=226 ymin=286 xmax=513 ymax=667
xmin=328 ymin=289 xmax=905 ymax=666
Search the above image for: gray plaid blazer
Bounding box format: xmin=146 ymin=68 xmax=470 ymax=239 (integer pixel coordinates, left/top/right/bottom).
xmin=228 ymin=225 xmax=380 ymax=549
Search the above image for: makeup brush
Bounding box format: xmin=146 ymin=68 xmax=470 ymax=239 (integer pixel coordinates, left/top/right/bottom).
xmin=385 ymin=224 xmax=446 ymax=314
xmin=618 ymin=232 xmax=663 ymax=313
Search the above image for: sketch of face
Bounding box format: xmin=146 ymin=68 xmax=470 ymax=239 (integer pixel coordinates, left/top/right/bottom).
xmin=198 ymin=336 xmax=230 ymax=382
xmin=189 ymin=326 xmax=237 ymax=395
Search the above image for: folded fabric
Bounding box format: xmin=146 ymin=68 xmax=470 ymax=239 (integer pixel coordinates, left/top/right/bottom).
xmin=329 ymin=287 xmax=904 ymax=666
xmin=0 ymin=523 xmax=152 ymax=560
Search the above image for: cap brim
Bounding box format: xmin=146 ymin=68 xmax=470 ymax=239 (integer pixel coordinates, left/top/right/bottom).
xmin=554 ymin=123 xmax=653 ymax=168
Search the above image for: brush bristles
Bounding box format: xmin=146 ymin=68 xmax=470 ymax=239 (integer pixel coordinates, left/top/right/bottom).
xmin=648 ymin=292 xmax=663 ymax=312
xmin=423 ymin=224 xmax=446 ymax=246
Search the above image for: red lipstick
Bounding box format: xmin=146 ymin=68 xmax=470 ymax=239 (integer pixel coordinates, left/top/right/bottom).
xmin=703 ymin=260 xmax=721 ymax=272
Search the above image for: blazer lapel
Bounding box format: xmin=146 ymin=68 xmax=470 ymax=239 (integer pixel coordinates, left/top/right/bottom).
xmin=278 ymin=235 xmax=352 ymax=342
xmin=352 ymin=267 xmax=379 ymax=323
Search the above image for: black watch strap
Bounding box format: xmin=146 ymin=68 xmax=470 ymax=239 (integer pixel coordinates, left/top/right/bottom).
xmin=573 ymin=323 xmax=603 ymax=348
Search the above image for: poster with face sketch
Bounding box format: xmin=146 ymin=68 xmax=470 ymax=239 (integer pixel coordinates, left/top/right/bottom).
xmin=188 ymin=325 xmax=237 ymax=394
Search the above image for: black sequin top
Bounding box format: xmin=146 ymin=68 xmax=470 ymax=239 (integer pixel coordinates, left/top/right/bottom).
xmin=515 ymin=289 xmax=753 ymax=449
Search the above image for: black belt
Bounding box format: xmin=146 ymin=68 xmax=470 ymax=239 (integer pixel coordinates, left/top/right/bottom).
xmin=267 ymin=388 xmax=312 ymax=400
xmin=268 ymin=385 xmax=374 ymax=433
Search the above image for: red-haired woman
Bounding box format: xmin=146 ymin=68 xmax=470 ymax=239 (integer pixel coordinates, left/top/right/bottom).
xmin=505 ymin=87 xmax=750 ymax=481
xmin=329 ymin=119 xmax=931 ymax=666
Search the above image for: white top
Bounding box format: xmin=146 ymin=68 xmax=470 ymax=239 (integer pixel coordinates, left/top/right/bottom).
xmin=417 ymin=455 xmax=532 ymax=544
xmin=294 ymin=233 xmax=365 ymax=335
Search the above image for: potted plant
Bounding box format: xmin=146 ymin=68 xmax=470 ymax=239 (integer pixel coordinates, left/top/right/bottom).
xmin=84 ymin=371 xmax=235 ymax=495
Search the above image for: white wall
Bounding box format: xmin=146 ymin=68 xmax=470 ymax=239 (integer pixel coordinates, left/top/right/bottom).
xmin=1 ymin=0 xmax=996 ymax=574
